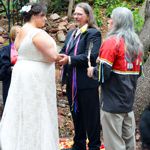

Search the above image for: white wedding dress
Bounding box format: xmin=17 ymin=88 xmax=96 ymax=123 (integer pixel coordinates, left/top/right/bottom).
xmin=0 ymin=28 xmax=59 ymax=150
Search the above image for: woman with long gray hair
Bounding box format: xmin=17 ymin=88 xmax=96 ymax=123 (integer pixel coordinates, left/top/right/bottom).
xmin=87 ymin=7 xmax=143 ymax=150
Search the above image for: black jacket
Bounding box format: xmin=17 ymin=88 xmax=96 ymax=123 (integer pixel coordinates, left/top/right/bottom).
xmin=0 ymin=44 xmax=13 ymax=105
xmin=60 ymin=27 xmax=101 ymax=90
xmin=0 ymin=44 xmax=12 ymax=81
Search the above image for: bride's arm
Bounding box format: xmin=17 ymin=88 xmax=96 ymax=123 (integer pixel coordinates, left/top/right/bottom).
xmin=33 ymin=31 xmax=59 ymax=62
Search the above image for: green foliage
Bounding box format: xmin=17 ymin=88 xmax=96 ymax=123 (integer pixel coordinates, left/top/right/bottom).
xmin=99 ymin=0 xmax=131 ymax=17
xmin=0 ymin=41 xmax=9 ymax=49
xmin=94 ymin=0 xmax=102 ymax=26
xmin=49 ymin=0 xmax=84 ymax=12
xmin=133 ymin=8 xmax=144 ymax=33
xmin=93 ymin=0 xmax=144 ymax=32
xmin=134 ymin=0 xmax=144 ymax=3
xmin=94 ymin=8 xmax=102 ymax=26
xmin=95 ymin=0 xmax=121 ymax=8
xmin=75 ymin=0 xmax=82 ymax=3
xmin=48 ymin=0 xmax=68 ymax=12
xmin=3 ymin=0 xmax=29 ymax=10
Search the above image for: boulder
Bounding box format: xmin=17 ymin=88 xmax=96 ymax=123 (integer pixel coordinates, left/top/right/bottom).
xmin=57 ymin=30 xmax=66 ymax=42
xmin=50 ymin=13 xmax=60 ymax=21
xmin=58 ymin=24 xmax=67 ymax=31
xmin=0 ymin=36 xmax=5 ymax=44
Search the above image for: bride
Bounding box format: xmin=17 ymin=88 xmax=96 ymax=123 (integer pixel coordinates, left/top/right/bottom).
xmin=0 ymin=2 xmax=60 ymax=150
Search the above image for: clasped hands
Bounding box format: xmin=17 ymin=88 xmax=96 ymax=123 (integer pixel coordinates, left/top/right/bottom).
xmin=56 ymin=54 xmax=69 ymax=66
xmin=56 ymin=53 xmax=94 ymax=78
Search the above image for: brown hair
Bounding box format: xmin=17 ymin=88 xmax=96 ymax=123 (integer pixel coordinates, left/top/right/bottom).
xmin=21 ymin=3 xmax=47 ymax=22
xmin=10 ymin=25 xmax=21 ymax=42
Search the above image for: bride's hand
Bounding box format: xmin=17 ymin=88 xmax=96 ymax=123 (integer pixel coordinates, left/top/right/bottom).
xmin=87 ymin=66 xmax=94 ymax=78
xmin=57 ymin=54 xmax=68 ymax=65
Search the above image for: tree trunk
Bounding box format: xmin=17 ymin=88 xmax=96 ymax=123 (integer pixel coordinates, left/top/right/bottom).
xmin=134 ymin=0 xmax=150 ymax=119
xmin=139 ymin=0 xmax=150 ymax=57
xmin=67 ymin=0 xmax=74 ymax=19
xmin=134 ymin=56 xmax=150 ymax=119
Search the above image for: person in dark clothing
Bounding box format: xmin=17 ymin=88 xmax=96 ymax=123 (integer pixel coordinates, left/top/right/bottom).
xmin=58 ymin=2 xmax=102 ymax=150
xmin=0 ymin=25 xmax=21 ymax=106
xmin=87 ymin=7 xmax=143 ymax=150
xmin=139 ymin=104 xmax=150 ymax=150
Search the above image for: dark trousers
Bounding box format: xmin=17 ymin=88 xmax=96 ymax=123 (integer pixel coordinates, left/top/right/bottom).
xmin=67 ymin=86 xmax=101 ymax=150
xmin=2 ymin=75 xmax=11 ymax=106
xmin=139 ymin=105 xmax=150 ymax=150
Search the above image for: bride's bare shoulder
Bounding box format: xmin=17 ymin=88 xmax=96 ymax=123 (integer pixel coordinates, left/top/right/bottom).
xmin=33 ymin=29 xmax=55 ymax=43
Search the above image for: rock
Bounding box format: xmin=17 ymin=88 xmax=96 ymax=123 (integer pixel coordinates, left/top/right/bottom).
xmin=57 ymin=30 xmax=66 ymax=42
xmin=0 ymin=18 xmax=8 ymax=27
xmin=58 ymin=115 xmax=66 ymax=128
xmin=50 ymin=33 xmax=56 ymax=37
xmin=0 ymin=36 xmax=5 ymax=44
xmin=58 ymin=108 xmax=66 ymax=116
xmin=59 ymin=21 xmax=68 ymax=27
xmin=0 ymin=27 xmax=5 ymax=35
xmin=49 ymin=28 xmax=59 ymax=33
xmin=58 ymin=24 xmax=67 ymax=31
xmin=68 ymin=112 xmax=71 ymax=117
xmin=66 ymin=23 xmax=76 ymax=30
xmin=58 ymin=102 xmax=66 ymax=108
xmin=59 ymin=99 xmax=68 ymax=105
xmin=62 ymin=16 xmax=68 ymax=21
xmin=50 ymin=13 xmax=60 ymax=21
xmin=55 ymin=19 xmax=62 ymax=23
xmin=57 ymin=43 xmax=63 ymax=53
xmin=55 ymin=67 xmax=61 ymax=83
xmin=66 ymin=120 xmax=74 ymax=132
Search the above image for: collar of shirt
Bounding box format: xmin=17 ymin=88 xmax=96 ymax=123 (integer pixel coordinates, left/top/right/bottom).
xmin=75 ymin=24 xmax=88 ymax=38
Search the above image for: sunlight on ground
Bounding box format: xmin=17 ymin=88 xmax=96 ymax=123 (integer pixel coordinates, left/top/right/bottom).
xmin=59 ymin=138 xmax=105 ymax=150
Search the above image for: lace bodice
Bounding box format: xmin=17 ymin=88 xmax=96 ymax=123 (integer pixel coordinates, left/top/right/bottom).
xmin=18 ymin=28 xmax=53 ymax=63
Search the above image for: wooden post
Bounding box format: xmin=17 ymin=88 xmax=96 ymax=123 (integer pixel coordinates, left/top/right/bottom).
xmin=7 ymin=0 xmax=11 ymax=31
xmin=67 ymin=0 xmax=74 ymax=19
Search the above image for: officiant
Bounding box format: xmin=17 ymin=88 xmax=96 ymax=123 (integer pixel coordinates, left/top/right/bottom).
xmin=58 ymin=2 xmax=102 ymax=150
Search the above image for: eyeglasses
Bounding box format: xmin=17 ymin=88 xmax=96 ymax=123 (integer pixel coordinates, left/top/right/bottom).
xmin=73 ymin=13 xmax=83 ymax=16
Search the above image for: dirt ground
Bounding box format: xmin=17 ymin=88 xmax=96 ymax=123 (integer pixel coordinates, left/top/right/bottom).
xmin=0 ymin=80 xmax=143 ymax=150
